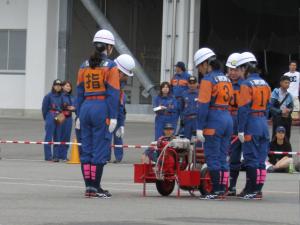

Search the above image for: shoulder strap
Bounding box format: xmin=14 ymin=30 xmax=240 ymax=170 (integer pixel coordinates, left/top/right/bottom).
xmin=278 ymin=93 xmax=289 ymax=107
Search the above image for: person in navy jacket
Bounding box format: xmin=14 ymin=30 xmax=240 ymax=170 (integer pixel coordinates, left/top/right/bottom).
xmin=153 ymin=82 xmax=179 ymax=140
xmin=41 ymin=79 xmax=63 ymax=162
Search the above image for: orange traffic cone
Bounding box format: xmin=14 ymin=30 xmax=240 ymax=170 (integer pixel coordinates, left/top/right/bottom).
xmin=67 ymin=138 xmax=80 ymax=164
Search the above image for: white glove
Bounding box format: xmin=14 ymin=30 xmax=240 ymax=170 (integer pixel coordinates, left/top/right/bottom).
xmin=238 ymin=132 xmax=245 ymax=143
xmin=196 ymin=130 xmax=205 ymax=142
xmin=108 ymin=119 xmax=117 ymax=133
xmin=116 ymin=126 xmax=125 ymax=138
xmin=75 ymin=118 xmax=80 ymax=130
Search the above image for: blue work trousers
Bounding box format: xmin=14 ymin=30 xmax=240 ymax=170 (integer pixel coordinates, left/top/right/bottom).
xmin=79 ymin=100 xmax=111 ymax=165
xmin=60 ymin=116 xmax=73 ymax=160
xmin=242 ymin=115 xmax=269 ymax=170
xmin=203 ymin=110 xmax=233 ymax=171
xmin=44 ymin=113 xmax=63 ymax=160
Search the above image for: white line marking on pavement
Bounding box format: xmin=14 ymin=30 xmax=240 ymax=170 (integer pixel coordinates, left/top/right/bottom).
xmin=0 ymin=181 xmax=157 ymax=193
xmin=0 ymin=176 xmax=139 ymax=186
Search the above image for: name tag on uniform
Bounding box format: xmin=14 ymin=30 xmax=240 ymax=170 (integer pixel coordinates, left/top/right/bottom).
xmin=215 ymin=76 xmax=230 ymax=83
xmin=250 ymin=79 xmax=267 ymax=86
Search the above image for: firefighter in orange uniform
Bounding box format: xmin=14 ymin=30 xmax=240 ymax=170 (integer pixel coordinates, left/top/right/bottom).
xmin=195 ymin=48 xmax=233 ymax=200
xmin=236 ymin=52 xmax=271 ymax=200
xmin=77 ymin=29 xmax=120 ymax=198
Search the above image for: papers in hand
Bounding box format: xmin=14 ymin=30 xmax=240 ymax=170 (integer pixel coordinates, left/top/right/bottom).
xmin=153 ymin=106 xmax=166 ymax=112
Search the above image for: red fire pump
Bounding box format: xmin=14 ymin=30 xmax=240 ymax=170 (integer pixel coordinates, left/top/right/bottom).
xmin=134 ymin=136 xmax=213 ymax=197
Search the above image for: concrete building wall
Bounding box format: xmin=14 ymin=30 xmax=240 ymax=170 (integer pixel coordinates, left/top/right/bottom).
xmin=0 ymin=0 xmax=59 ymax=116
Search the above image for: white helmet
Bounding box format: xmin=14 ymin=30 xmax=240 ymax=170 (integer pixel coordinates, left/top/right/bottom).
xmin=93 ymin=29 xmax=115 ymax=45
xmin=226 ymin=53 xmax=240 ymax=68
xmin=236 ymin=52 xmax=257 ymax=67
xmin=194 ymin=47 xmax=216 ymax=67
xmin=114 ymin=54 xmax=135 ymax=77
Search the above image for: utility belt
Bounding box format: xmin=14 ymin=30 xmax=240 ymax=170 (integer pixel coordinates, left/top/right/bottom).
xmin=158 ymin=111 xmax=174 ymax=116
xmin=209 ymin=106 xmax=228 ymax=111
xmin=85 ymin=95 xmax=105 ymax=100
xmin=251 ymin=112 xmax=265 ymax=117
xmin=184 ymin=114 xmax=197 ymax=120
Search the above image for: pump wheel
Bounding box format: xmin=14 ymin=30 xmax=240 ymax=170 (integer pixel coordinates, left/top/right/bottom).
xmin=156 ymin=180 xmax=175 ymax=196
xmin=199 ymin=166 xmax=213 ymax=195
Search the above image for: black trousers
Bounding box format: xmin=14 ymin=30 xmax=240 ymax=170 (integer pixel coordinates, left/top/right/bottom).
xmin=272 ymin=116 xmax=292 ymax=140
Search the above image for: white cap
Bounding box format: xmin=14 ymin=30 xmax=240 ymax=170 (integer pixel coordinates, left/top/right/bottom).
xmin=114 ymin=54 xmax=135 ymax=77
xmin=93 ymin=29 xmax=115 ymax=45
xmin=194 ymin=47 xmax=216 ymax=67
xmin=226 ymin=53 xmax=240 ymax=68
xmin=236 ymin=52 xmax=257 ymax=67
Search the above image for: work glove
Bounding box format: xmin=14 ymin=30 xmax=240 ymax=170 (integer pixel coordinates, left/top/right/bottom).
xmin=75 ymin=117 xmax=80 ymax=130
xmin=196 ymin=130 xmax=205 ymax=142
xmin=116 ymin=126 xmax=125 ymax=138
xmin=238 ymin=132 xmax=245 ymax=143
xmin=108 ymin=119 xmax=117 ymax=133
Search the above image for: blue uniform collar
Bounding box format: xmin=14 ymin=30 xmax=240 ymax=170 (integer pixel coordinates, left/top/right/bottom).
xmin=51 ymin=91 xmax=61 ymax=96
xmin=231 ymin=77 xmax=243 ymax=85
xmin=206 ymin=69 xmax=223 ymax=76
xmin=175 ymin=72 xmax=184 ymax=77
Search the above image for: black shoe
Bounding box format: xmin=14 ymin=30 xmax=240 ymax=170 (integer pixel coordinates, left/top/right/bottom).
xmin=227 ymin=187 xmax=237 ymax=196
xmin=95 ymin=187 xmax=112 ymax=198
xmin=52 ymin=158 xmax=59 ymax=162
xmin=237 ymin=189 xmax=246 ymax=198
xmin=84 ymin=187 xmax=94 ymax=198
xmin=113 ymin=160 xmax=121 ymax=164
xmin=87 ymin=187 xmax=98 ymax=198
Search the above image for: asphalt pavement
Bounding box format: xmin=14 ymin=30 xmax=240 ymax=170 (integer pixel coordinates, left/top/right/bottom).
xmin=0 ymin=118 xmax=299 ymax=225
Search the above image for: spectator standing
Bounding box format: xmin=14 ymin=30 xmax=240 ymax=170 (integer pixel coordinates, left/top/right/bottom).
xmin=41 ymin=79 xmax=63 ymax=162
xmin=270 ymin=75 xmax=293 ymax=140
xmin=284 ymin=61 xmax=300 ymax=120
xmin=170 ymin=61 xmax=190 ymax=134
xmin=153 ymin=82 xmax=179 ymax=140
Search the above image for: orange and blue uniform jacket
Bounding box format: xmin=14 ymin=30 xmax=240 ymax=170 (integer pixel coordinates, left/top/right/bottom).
xmin=238 ymin=74 xmax=271 ymax=133
xmin=171 ymin=71 xmax=190 ymax=99
xmin=76 ymin=54 xmax=120 ymax=119
xmin=197 ymin=70 xmax=233 ymax=130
